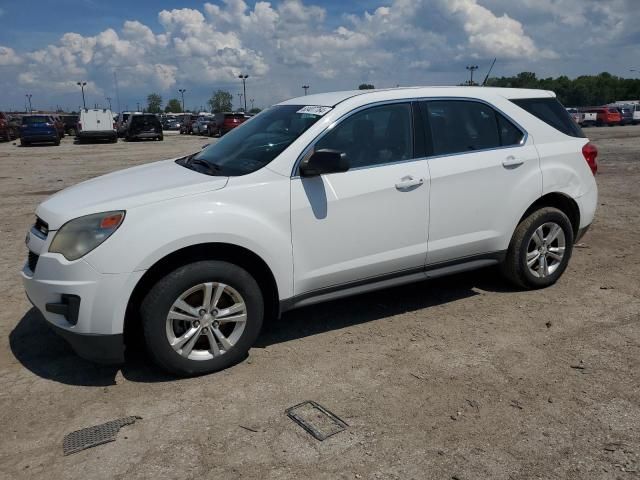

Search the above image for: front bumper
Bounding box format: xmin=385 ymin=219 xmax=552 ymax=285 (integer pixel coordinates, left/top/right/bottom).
xmin=21 ymin=252 xmax=144 ymax=365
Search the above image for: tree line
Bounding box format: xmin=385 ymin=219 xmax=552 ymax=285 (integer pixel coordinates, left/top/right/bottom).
xmin=485 ymin=72 xmax=640 ymax=107
xmin=144 ymin=91 xmax=261 ymax=114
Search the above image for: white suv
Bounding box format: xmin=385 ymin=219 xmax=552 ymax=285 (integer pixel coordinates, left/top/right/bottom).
xmin=22 ymin=87 xmax=598 ymax=376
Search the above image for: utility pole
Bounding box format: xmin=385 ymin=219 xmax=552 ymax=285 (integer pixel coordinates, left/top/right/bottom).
xmin=238 ymin=74 xmax=248 ymax=111
xmin=302 ymin=85 xmax=310 ymax=95
xmin=466 ymin=65 xmax=479 ymax=86
xmin=178 ymin=88 xmax=186 ymax=112
xmin=105 ymin=97 xmax=112 ymax=110
xmin=25 ymin=94 xmax=32 ymax=112
xmin=237 ymin=93 xmax=243 ymax=111
xmin=77 ymin=81 xmax=87 ymax=108
xmin=114 ymin=70 xmax=121 ymax=113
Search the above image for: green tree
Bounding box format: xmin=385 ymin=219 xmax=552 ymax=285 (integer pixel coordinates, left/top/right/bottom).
xmin=249 ymin=107 xmax=262 ymax=114
xmin=146 ymin=93 xmax=163 ymax=113
xmin=358 ymin=83 xmax=375 ymax=90
xmin=208 ymin=90 xmax=233 ymax=113
xmin=164 ymin=98 xmax=183 ymax=113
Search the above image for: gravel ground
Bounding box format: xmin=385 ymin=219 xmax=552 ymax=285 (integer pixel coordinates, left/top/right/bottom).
xmin=0 ymin=127 xmax=638 ymax=479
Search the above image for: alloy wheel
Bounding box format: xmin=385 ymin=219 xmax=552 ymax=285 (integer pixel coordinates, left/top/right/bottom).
xmin=526 ymin=222 xmax=566 ymax=278
xmin=165 ymin=282 xmax=247 ymax=361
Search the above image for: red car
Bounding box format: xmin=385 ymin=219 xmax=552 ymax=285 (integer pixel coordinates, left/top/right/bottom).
xmin=584 ymin=107 xmax=621 ymax=127
xmin=207 ymin=112 xmax=247 ymax=136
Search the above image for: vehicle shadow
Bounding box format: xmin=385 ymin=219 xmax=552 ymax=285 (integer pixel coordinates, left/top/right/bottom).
xmin=9 ymin=267 xmax=518 ymax=386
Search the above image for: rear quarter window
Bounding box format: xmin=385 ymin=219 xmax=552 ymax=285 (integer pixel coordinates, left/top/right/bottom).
xmin=512 ymin=98 xmax=585 ymax=138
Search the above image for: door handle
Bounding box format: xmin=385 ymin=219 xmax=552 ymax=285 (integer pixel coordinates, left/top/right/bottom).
xmin=502 ymin=155 xmax=524 ymax=168
xmin=395 ymin=176 xmax=424 ymax=190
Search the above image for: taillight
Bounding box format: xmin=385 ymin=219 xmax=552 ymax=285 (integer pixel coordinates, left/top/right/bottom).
xmin=582 ymin=142 xmax=598 ymax=175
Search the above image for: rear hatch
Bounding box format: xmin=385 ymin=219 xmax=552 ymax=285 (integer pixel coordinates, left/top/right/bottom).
xmin=21 ymin=116 xmax=56 ymax=134
xmin=223 ymin=113 xmax=246 ymax=129
xmin=131 ymin=115 xmax=161 ymax=134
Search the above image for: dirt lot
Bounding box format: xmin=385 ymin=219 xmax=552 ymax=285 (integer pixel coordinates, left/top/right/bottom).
xmin=0 ymin=127 xmax=638 ymax=480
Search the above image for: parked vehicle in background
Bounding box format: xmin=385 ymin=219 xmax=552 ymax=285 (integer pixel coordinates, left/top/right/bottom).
xmin=19 ymin=115 xmax=60 ymax=146
xmin=191 ymin=117 xmax=211 ymax=136
xmin=583 ymin=107 xmax=621 ymax=127
xmin=566 ymin=108 xmax=584 ymax=126
xmin=60 ymin=114 xmax=79 ymax=136
xmin=125 ymin=113 xmax=163 ymax=141
xmin=616 ymin=106 xmax=634 ymax=126
xmin=50 ymin=115 xmax=65 ymax=139
xmin=613 ymin=101 xmax=640 ymax=124
xmin=179 ymin=114 xmax=196 ymax=134
xmin=116 ymin=112 xmax=140 ymax=137
xmin=207 ymin=112 xmax=247 ymax=136
xmin=0 ymin=111 xmax=19 ymax=141
xmin=580 ymin=110 xmax=597 ymax=127
xmin=22 ymin=86 xmax=598 ymax=375
xmin=162 ymin=118 xmax=181 ymax=131
xmin=77 ymin=109 xmax=117 ymax=143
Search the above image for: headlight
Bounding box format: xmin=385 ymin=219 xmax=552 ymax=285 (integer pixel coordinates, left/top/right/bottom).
xmin=49 ymin=211 xmax=125 ymax=261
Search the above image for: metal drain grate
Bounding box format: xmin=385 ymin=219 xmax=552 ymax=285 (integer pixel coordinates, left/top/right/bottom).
xmin=286 ymin=401 xmax=348 ymax=441
xmin=63 ymin=416 xmax=141 ymax=456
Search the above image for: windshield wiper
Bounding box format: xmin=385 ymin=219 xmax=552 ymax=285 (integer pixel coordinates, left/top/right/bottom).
xmin=188 ymin=158 xmax=223 ymax=176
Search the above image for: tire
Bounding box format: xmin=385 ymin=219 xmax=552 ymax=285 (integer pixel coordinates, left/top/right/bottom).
xmin=20 ymin=139 xmax=29 ymax=147
xmin=54 ymin=137 xmax=60 ymax=146
xmin=141 ymin=260 xmax=264 ymax=376
xmin=158 ymin=135 xmax=164 ymax=141
xmin=501 ymin=207 xmax=574 ymax=289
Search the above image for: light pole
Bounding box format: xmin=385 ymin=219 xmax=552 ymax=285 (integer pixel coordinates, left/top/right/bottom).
xmin=237 ymin=93 xmax=243 ymax=111
xmin=178 ymin=88 xmax=186 ymax=112
xmin=136 ymin=102 xmax=140 ymax=112
xmin=466 ymin=65 xmax=479 ymax=86
xmin=250 ymin=98 xmax=255 ymax=110
xmin=238 ymin=74 xmax=248 ymax=112
xmin=25 ymin=94 xmax=32 ymax=112
xmin=105 ymin=97 xmax=112 ymax=110
xmin=76 ymin=81 xmax=87 ymax=108
xmin=302 ymin=85 xmax=310 ymax=95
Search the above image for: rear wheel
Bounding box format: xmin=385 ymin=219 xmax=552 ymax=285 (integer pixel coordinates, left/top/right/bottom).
xmin=141 ymin=260 xmax=264 ymax=376
xmin=501 ymin=207 xmax=574 ymax=289
xmin=20 ymin=139 xmax=29 ymax=146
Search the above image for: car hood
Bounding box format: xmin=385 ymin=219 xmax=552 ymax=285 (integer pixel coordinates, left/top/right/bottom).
xmin=37 ymin=158 xmax=228 ymax=229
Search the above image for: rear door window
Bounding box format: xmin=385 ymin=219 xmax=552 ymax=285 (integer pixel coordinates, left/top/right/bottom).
xmin=421 ymin=100 xmax=507 ymax=156
xmin=512 ymin=97 xmax=585 ymax=138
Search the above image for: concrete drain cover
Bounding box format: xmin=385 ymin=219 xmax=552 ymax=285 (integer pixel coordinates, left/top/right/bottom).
xmin=286 ymin=401 xmax=347 ymax=440
xmin=63 ymin=416 xmax=141 ymax=455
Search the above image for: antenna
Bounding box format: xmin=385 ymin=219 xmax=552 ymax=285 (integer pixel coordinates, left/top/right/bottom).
xmin=482 ymin=58 xmax=497 ymax=86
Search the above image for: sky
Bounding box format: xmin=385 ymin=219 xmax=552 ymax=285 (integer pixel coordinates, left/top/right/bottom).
xmin=0 ymin=0 xmax=638 ymax=112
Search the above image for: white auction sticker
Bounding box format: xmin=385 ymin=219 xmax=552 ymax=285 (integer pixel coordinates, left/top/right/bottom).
xmin=296 ymin=106 xmax=332 ymax=116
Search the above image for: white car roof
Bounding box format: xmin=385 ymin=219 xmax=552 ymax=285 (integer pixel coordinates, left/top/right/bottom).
xmin=277 ymin=86 xmax=555 ymax=107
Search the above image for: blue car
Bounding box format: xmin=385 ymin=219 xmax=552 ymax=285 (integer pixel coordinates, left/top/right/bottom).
xmin=20 ymin=115 xmax=60 ymax=146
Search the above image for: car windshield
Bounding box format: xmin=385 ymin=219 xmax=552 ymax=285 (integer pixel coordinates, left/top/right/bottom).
xmin=184 ymin=105 xmax=326 ymax=176
xmin=22 ymin=116 xmax=49 ymax=124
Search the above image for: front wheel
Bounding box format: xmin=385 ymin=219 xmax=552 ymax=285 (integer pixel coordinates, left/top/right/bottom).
xmin=501 ymin=207 xmax=574 ymax=289
xmin=141 ymin=260 xmax=264 ymax=376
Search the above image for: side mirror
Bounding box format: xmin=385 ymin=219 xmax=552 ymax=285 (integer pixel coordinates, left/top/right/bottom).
xmin=299 ymin=149 xmax=349 ymax=177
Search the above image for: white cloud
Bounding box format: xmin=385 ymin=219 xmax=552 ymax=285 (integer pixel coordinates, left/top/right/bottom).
xmin=0 ymin=46 xmax=21 ymax=65
xmin=0 ymin=0 xmax=635 ymax=110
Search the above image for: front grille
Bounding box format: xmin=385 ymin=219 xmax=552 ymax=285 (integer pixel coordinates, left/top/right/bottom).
xmin=28 ymin=251 xmax=39 ymax=272
xmin=34 ymin=217 xmax=49 ymax=238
